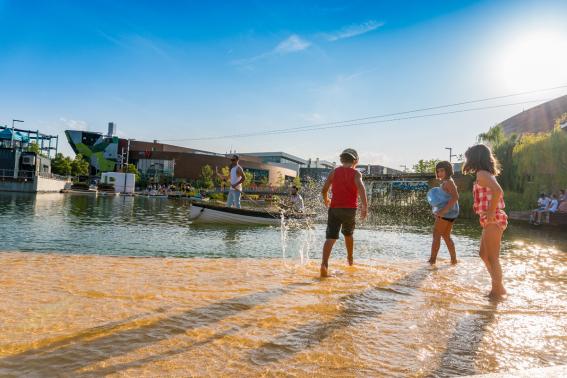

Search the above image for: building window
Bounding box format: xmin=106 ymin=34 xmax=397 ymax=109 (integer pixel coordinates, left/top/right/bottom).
xmin=244 ymin=168 xmax=269 ymax=183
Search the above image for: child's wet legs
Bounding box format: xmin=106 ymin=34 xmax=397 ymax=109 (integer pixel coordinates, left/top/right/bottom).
xmin=321 ymin=239 xmax=336 ymax=277
xmin=483 ymin=224 xmax=506 ymax=296
xmin=443 ymin=222 xmax=457 ymax=264
xmin=429 ymin=218 xmax=444 ymax=264
xmin=345 ymin=235 xmax=354 ymax=265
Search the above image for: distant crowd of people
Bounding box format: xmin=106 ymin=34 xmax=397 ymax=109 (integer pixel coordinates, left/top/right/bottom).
xmin=144 ymin=183 xmax=192 ymax=195
xmin=530 ymin=189 xmax=567 ymax=225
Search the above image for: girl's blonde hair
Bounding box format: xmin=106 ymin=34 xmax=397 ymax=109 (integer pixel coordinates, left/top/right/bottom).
xmin=462 ymin=144 xmax=501 ymax=176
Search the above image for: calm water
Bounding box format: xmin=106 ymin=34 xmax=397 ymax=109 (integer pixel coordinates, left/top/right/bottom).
xmin=1 ymin=192 xmax=566 ymax=376
xmin=2 ymin=192 xmax=566 ymax=259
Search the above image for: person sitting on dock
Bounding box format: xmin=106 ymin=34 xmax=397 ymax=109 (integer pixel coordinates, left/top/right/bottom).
xmin=530 ymin=193 xmax=549 ymax=224
xmin=533 ymin=193 xmax=559 ymax=225
xmin=542 ymin=194 xmax=559 ymax=224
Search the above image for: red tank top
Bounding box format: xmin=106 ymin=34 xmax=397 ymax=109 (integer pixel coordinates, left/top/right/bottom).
xmin=330 ymin=166 xmax=358 ymax=208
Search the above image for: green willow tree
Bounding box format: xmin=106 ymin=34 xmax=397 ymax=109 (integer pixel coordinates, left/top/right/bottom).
xmin=474 ymin=114 xmax=567 ymax=209
xmin=513 ymin=125 xmax=567 ymax=191
xmin=477 ymin=124 xmax=505 ymax=147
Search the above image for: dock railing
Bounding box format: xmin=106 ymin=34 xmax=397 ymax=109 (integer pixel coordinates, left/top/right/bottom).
xmin=0 ymin=169 xmax=69 ymax=181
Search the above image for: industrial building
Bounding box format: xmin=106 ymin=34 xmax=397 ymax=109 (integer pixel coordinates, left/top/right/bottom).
xmin=65 ymin=124 xmax=297 ymax=185
xmin=0 ymin=125 xmax=68 ymax=192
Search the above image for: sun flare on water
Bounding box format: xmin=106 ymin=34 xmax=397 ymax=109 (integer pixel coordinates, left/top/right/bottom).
xmin=495 ymin=29 xmax=567 ymax=91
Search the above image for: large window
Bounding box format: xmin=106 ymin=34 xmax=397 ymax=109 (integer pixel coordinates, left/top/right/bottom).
xmin=137 ymin=159 xmax=175 ymax=177
xmin=244 ymin=168 xmax=269 ymax=183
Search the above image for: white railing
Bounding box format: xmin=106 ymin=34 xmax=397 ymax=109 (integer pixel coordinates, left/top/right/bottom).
xmin=0 ymin=169 xmax=69 ymax=181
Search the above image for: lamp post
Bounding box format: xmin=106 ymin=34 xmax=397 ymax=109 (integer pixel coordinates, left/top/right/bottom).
xmin=445 ymin=147 xmax=457 ymax=163
xmin=11 ymin=119 xmax=24 ymax=148
xmin=400 ymin=165 xmax=408 ymax=173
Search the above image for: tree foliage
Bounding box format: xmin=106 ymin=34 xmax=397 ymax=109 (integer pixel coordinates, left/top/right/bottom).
xmin=476 ymin=115 xmax=567 ymax=197
xmin=513 ymin=125 xmax=567 ymax=191
xmin=214 ymin=166 xmax=229 ymax=187
xmin=70 ymin=154 xmax=89 ymax=176
xmin=51 ymin=153 xmax=89 ymax=177
xmin=51 ymin=153 xmax=72 ymax=176
xmin=27 ymin=142 xmax=41 ymax=155
xmin=243 ymin=170 xmax=254 ymax=189
xmin=126 ymin=163 xmax=141 ymax=183
xmin=293 ymin=175 xmax=302 ymax=189
xmin=412 ymin=159 xmax=439 ymax=173
xmin=477 ymin=124 xmax=505 ymax=147
xmin=200 ymin=164 xmax=214 ymax=189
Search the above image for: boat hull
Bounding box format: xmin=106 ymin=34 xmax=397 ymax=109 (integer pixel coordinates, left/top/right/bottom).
xmin=189 ymin=203 xmax=281 ymax=225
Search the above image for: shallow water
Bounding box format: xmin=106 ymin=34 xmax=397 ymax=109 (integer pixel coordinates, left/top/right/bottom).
xmin=0 ymin=193 xmax=566 ymax=376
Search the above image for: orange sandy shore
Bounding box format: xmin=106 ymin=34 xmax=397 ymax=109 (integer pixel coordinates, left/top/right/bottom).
xmin=1 ymin=251 xmax=566 ymax=377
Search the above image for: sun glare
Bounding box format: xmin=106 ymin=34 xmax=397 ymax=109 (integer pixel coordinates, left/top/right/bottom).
xmin=496 ymin=30 xmax=567 ymax=91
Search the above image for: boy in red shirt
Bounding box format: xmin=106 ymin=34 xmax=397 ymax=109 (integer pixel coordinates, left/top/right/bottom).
xmin=320 ymin=148 xmax=368 ymax=277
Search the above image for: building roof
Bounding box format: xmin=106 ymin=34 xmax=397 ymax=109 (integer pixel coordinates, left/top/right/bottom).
xmin=500 ymin=94 xmax=567 ymax=135
xmin=0 ymin=128 xmax=30 ymax=142
xmin=242 ymin=151 xmax=308 ymax=165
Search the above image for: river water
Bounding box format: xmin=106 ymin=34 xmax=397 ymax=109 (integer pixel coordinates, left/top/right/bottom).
xmin=0 ymin=193 xmax=566 ymax=376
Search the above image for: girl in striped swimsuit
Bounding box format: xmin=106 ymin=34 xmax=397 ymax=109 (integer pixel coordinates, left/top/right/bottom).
xmin=463 ymin=144 xmax=507 ymax=298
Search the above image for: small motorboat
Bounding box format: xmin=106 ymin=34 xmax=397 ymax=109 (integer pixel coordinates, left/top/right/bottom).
xmin=189 ymin=202 xmax=311 ymax=225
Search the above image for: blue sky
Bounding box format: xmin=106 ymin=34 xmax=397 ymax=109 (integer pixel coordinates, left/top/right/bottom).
xmin=1 ymin=0 xmax=567 ymax=168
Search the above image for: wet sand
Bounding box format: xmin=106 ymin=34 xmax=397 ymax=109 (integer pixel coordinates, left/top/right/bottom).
xmin=0 ymin=250 xmax=566 ymax=377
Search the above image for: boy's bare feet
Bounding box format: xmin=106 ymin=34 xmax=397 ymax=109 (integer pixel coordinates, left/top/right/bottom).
xmin=428 ymin=258 xmax=436 ymax=265
xmin=320 ymin=264 xmax=329 ymax=278
xmin=489 ymin=287 xmax=507 ymax=299
xmin=347 ymin=254 xmax=353 ymax=266
xmin=451 ymin=259 xmax=458 ymax=265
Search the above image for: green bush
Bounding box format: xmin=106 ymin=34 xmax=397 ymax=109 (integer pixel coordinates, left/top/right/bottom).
xmin=208 ymin=193 xmax=225 ymax=201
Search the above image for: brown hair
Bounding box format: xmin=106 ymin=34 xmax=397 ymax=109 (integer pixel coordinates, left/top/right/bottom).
xmin=435 ymin=161 xmax=454 ymax=178
xmin=462 ymin=144 xmax=500 ymax=176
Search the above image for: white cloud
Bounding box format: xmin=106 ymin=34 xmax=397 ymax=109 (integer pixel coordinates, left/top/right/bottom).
xmin=274 ymin=35 xmax=311 ymax=54
xmin=232 ymin=34 xmax=311 ymax=66
xmin=59 ymin=118 xmax=88 ymax=131
xmin=323 ymin=20 xmax=384 ymax=42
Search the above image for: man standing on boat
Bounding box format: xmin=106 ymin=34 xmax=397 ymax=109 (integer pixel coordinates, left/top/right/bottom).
xmin=217 ymin=155 xmax=245 ymax=208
